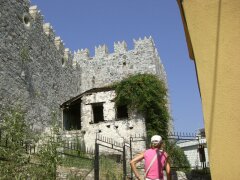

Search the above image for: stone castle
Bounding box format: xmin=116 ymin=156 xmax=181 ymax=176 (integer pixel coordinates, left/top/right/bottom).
xmin=0 ymin=0 xmax=170 ymax=151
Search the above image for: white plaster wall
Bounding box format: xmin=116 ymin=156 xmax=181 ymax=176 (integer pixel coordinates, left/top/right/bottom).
xmin=182 ymin=145 xmax=201 ymax=168
xmin=81 ymin=90 xmax=146 ymax=152
xmin=177 ymin=139 xmax=209 ymax=168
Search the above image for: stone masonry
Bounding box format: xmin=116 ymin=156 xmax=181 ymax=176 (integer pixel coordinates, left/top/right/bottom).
xmin=0 ymin=0 xmax=170 ymax=152
xmin=0 ymin=0 xmax=81 ymax=131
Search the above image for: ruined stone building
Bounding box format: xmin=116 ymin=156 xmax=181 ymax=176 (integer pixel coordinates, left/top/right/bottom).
xmin=0 ymin=0 xmax=170 ymax=151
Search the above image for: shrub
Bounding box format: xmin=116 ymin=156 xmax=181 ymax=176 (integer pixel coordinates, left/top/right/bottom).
xmin=114 ymin=73 xmax=170 ymax=140
xmin=0 ymin=106 xmax=62 ymax=179
xmin=0 ymin=105 xmax=35 ymax=179
xmin=165 ymin=141 xmax=191 ymax=171
xmin=114 ymin=74 xmax=190 ymax=170
xmin=36 ymin=112 xmax=62 ymax=179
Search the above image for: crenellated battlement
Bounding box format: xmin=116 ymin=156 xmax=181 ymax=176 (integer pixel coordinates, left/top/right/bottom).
xmin=8 ymin=2 xmax=160 ymax=71
xmin=28 ymin=5 xmax=71 ymax=63
xmin=73 ymin=36 xmax=155 ymax=62
xmin=114 ymin=41 xmax=127 ymax=53
xmin=29 ymin=5 xmax=38 ymax=19
xmin=133 ymin=36 xmax=155 ymax=50
xmin=27 ymin=5 xmax=155 ymax=68
xmin=29 ymin=5 xmax=44 ymax=25
xmin=77 ymin=36 xmax=167 ymax=99
xmin=62 ymin=48 xmax=71 ymax=66
xmin=75 ymin=49 xmax=90 ymax=60
xmin=54 ymin=36 xmax=64 ymax=51
xmin=95 ymin=45 xmax=108 ymax=58
xmin=43 ymin=23 xmax=56 ymax=42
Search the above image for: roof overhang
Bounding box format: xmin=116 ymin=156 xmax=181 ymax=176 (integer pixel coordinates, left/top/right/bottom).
xmin=60 ymin=87 xmax=114 ymax=108
xmin=177 ymin=0 xmax=195 ymax=60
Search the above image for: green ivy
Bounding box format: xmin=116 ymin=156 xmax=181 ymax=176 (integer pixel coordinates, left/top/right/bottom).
xmin=113 ymin=74 xmax=190 ymax=169
xmin=165 ymin=141 xmax=191 ymax=171
xmin=113 ymin=73 xmax=170 ymax=140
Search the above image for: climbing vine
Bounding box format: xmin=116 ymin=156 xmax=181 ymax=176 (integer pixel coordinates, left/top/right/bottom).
xmin=113 ymin=74 xmax=190 ymax=169
xmin=113 ymin=73 xmax=170 ymax=140
xmin=20 ymin=45 xmax=30 ymax=63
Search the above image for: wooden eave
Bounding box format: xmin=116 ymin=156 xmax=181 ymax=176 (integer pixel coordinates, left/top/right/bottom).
xmin=177 ymin=0 xmax=195 ymax=60
xmin=60 ymin=86 xmax=114 ymax=108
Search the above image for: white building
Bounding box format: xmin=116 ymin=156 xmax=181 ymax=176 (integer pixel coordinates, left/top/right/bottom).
xmin=177 ymin=134 xmax=209 ymax=169
xmin=61 ymin=87 xmax=146 ymax=153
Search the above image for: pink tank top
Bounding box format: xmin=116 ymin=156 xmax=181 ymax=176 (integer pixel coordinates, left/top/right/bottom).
xmin=144 ymin=149 xmax=168 ymax=179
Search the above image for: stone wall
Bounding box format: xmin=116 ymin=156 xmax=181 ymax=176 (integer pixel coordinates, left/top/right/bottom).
xmin=75 ymin=37 xmax=167 ymax=93
xmin=81 ymin=90 xmax=146 ymax=152
xmin=0 ymin=0 xmax=170 ymax=142
xmin=177 ymin=138 xmax=209 ymax=168
xmin=0 ymin=0 xmax=81 ymax=131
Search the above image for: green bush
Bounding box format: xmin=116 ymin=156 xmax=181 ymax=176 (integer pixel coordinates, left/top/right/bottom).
xmin=165 ymin=141 xmax=190 ymax=171
xmin=0 ymin=106 xmax=62 ymax=179
xmin=113 ymin=74 xmax=190 ymax=171
xmin=36 ymin=112 xmax=62 ymax=179
xmin=0 ymin=105 xmax=33 ymax=179
xmin=114 ymin=73 xmax=170 ymax=140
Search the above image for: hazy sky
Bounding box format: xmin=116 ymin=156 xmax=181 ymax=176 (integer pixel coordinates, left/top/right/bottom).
xmin=31 ymin=0 xmax=204 ymax=133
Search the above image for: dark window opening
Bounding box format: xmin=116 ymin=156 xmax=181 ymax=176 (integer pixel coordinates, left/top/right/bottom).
xmin=92 ymin=103 xmax=104 ymax=123
xmin=117 ymin=105 xmax=128 ymax=119
xmin=63 ymin=103 xmax=81 ymax=130
xmin=61 ymin=58 xmax=65 ymax=66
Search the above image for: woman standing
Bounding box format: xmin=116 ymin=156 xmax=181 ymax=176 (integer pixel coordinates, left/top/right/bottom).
xmin=130 ymin=135 xmax=171 ymax=180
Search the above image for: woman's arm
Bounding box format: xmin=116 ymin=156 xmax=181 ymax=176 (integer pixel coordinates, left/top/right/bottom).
xmin=130 ymin=152 xmax=144 ymax=180
xmin=165 ymin=156 xmax=171 ymax=180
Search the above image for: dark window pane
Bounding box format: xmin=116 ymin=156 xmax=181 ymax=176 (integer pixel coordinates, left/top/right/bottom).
xmin=63 ymin=103 xmax=81 ymax=130
xmin=92 ymin=103 xmax=104 ymax=123
xmin=117 ymin=105 xmax=128 ymax=119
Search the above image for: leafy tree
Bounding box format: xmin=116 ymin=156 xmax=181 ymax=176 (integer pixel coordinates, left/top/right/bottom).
xmin=0 ymin=106 xmax=62 ymax=179
xmin=165 ymin=141 xmax=191 ymax=171
xmin=114 ymin=73 xmax=170 ymax=139
xmin=0 ymin=105 xmax=34 ymax=179
xmin=36 ymin=111 xmax=62 ymax=179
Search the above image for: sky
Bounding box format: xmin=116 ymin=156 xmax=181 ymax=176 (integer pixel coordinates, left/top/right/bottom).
xmin=31 ymin=0 xmax=204 ymax=133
